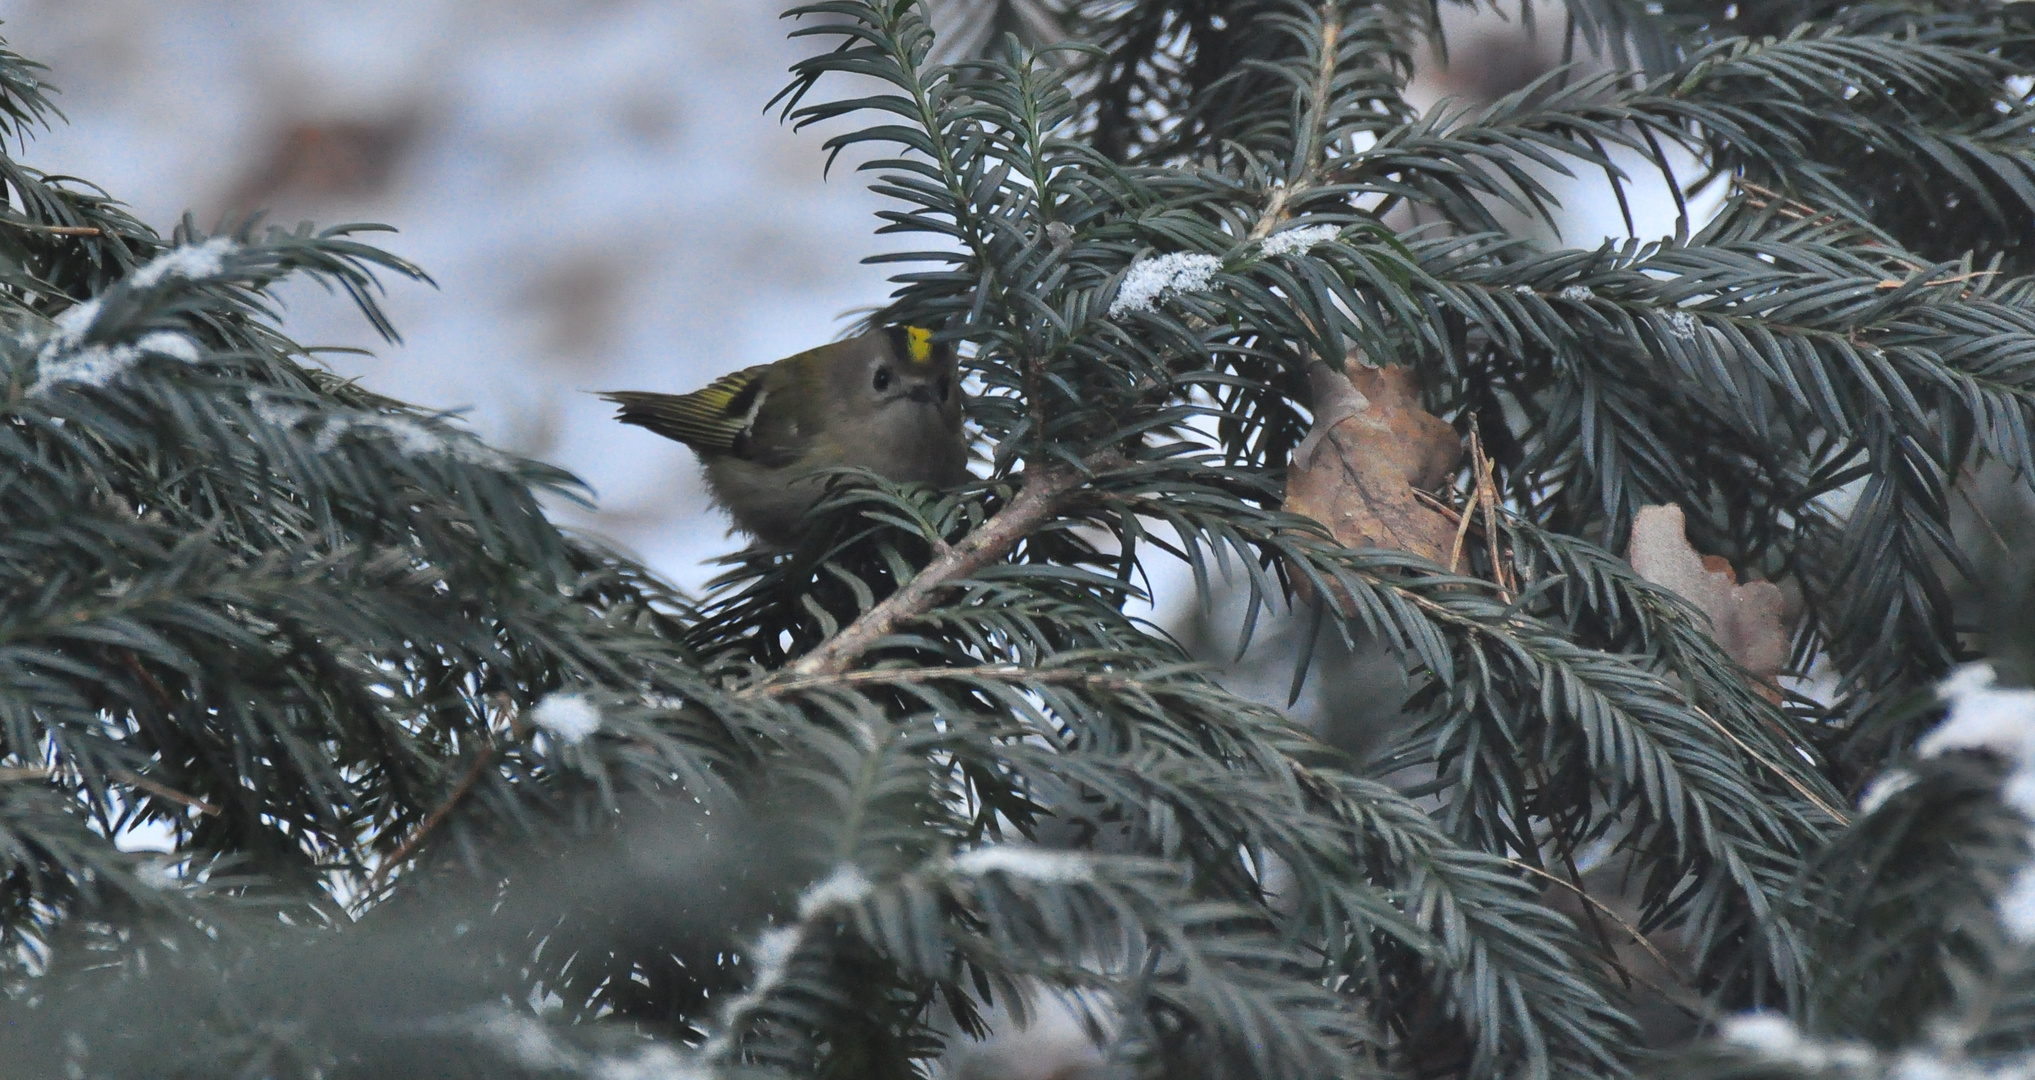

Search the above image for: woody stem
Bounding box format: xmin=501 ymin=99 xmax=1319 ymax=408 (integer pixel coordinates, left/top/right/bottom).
xmin=783 ymin=457 xmax=1108 ymax=679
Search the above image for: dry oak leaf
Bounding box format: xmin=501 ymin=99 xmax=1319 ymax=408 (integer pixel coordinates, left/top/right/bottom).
xmin=1628 ymin=504 xmax=1790 ymax=684
xmin=1286 ymin=358 xmax=1462 ymax=565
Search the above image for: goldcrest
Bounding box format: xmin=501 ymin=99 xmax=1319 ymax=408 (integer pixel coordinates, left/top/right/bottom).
xmin=602 ymin=326 xmax=968 ymax=546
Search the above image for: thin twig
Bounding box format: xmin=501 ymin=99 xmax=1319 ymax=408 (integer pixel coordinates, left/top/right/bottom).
xmin=1956 ymin=474 xmax=2015 ymax=556
xmin=111 ymin=769 xmax=220 ymax=815
xmin=1412 ymin=487 xmax=1464 ymax=526
xmin=1249 ymin=182 xmax=1296 ymax=242
xmin=120 ymin=648 xmax=177 ymax=715
xmin=1732 ymin=179 xmax=1927 ymax=271
xmin=1245 ymin=5 xmax=1338 ymax=243
xmin=1558 ymin=843 xmax=1635 ymax=991
xmin=102 ymin=652 xmax=222 ymax=813
xmin=1514 ymin=857 xmax=1712 ymax=1023
xmin=1505 ymin=857 xmax=1681 ymax=978
xmin=749 ymin=664 xmax=1141 ymax=699
xmin=1469 ymin=418 xmax=1512 ymax=599
xmin=782 ymin=456 xmax=1114 ymax=680
xmin=1536 ymin=769 xmax=1636 ymax=991
xmin=365 ymin=740 xmax=497 ymax=898
xmin=1 ymin=761 xmax=217 ymax=817
xmin=1731 ymin=179 xmax=1824 ymax=223
xmin=1446 ymin=442 xmax=1477 ymax=575
xmin=0 ymin=221 xmax=103 ymax=236
xmin=1691 ymin=705 xmax=1848 ymax=823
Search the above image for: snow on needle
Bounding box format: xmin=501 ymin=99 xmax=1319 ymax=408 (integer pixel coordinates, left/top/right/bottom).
xmin=1109 ymin=252 xmax=1223 ymax=317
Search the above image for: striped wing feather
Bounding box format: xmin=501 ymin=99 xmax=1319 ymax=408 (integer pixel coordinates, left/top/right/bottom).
xmin=601 ymin=366 xmax=767 ymax=455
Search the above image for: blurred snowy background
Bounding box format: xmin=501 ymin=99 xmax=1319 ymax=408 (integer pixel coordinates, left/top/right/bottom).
xmin=0 ymin=0 xmax=1693 ymax=595
xmin=0 ymin=1 xmax=1699 ymax=748
xmin=0 ymin=0 xmax=912 ymax=594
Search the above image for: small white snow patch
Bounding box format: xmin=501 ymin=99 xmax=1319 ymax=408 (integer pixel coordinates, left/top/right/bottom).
xmin=746 ymin=925 xmax=800 ymax=981
xmin=2008 ymin=768 xmax=2035 ymax=820
xmin=1721 ymin=1013 xmax=1873 ymax=1069
xmin=1259 ymin=224 xmax=1340 ymax=258
xmin=952 ymin=845 xmax=1093 ymax=884
xmin=49 ymin=297 xmax=102 ymax=346
xmin=252 ymin=394 xmax=506 ymax=467
xmin=1665 ymin=309 xmax=1699 ymax=341
xmin=31 ymin=346 xmax=137 ymax=396
xmin=1720 ymin=1013 xmax=1806 ymax=1055
xmin=29 ymin=332 xmax=205 ymax=397
xmin=1914 ymin=664 xmax=2035 ymax=941
xmin=1919 ymin=664 xmax=2035 ymax=765
xmin=1941 ymin=664 xmax=2003 ymax=700
xmin=1511 ymin=283 xmax=1536 ymax=295
xmin=2001 ymin=864 xmax=2035 ymax=943
xmin=251 ymin=393 xmax=313 ymax=429
xmin=1108 ymin=252 xmax=1223 ymax=317
xmin=132 ymin=860 xmax=181 ymax=891
xmin=698 ymin=925 xmax=803 ymax=1060
xmin=130 ymin=237 xmax=236 ymax=290
xmin=532 ymin=693 xmax=602 ymax=745
xmin=313 ymin=413 xmax=442 ymax=456
xmin=1856 ymin=768 xmax=1916 ymax=814
xmin=469 ymin=1005 xmax=708 ymax=1079
xmin=134 ymin=332 xmax=201 ymax=363
xmin=797 ymin=864 xmax=873 ymax=919
xmin=473 ymin=1007 xmax=576 ymax=1070
xmin=1888 ymin=1052 xmax=1969 ymax=1080
xmin=1558 ymin=284 xmax=1597 ymax=302
xmin=593 ymin=1045 xmax=701 ymax=1080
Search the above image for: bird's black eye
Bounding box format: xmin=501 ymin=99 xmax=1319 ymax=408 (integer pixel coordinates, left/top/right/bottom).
xmin=873 ymin=366 xmax=893 ymax=392
xmin=936 ymin=375 xmax=951 ymax=402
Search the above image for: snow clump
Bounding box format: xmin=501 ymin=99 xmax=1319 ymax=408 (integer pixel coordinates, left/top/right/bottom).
xmin=1259 ymin=224 xmax=1340 ymax=258
xmin=1720 ymin=1013 xmax=1874 ymax=1070
xmin=30 ymin=318 xmax=203 ymax=397
xmin=531 ymin=692 xmax=602 ymax=745
xmin=129 ymin=236 xmax=236 ymax=289
xmin=1109 ymin=252 xmax=1223 ymax=317
xmin=1902 ymin=664 xmax=2035 ymax=941
xmin=797 ymin=864 xmax=873 ymax=919
xmin=952 ymin=845 xmax=1094 ymax=884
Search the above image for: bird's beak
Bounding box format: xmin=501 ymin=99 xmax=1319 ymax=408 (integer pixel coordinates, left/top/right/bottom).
xmin=906 ymin=386 xmax=935 ymax=403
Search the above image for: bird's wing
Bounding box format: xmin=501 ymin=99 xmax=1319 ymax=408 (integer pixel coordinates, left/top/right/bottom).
xmin=601 ymin=366 xmax=770 ymax=456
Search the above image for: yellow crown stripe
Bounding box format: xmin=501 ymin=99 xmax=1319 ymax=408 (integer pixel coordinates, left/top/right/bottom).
xmin=905 ymin=326 xmax=935 ymax=365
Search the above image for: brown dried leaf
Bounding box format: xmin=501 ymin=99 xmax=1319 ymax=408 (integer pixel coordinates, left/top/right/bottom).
xmin=1286 ymin=358 xmax=1463 ymax=564
xmin=1629 ymin=504 xmax=1791 ymax=687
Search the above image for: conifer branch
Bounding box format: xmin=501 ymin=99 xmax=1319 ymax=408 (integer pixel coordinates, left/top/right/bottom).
xmin=363 ymin=738 xmax=496 ymax=900
xmin=109 ymin=769 xmax=220 ymax=817
xmin=782 ymin=454 xmax=1116 ymax=678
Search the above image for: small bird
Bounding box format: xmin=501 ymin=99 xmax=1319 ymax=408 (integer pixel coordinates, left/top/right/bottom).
xmin=602 ymin=326 xmax=968 ymax=547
